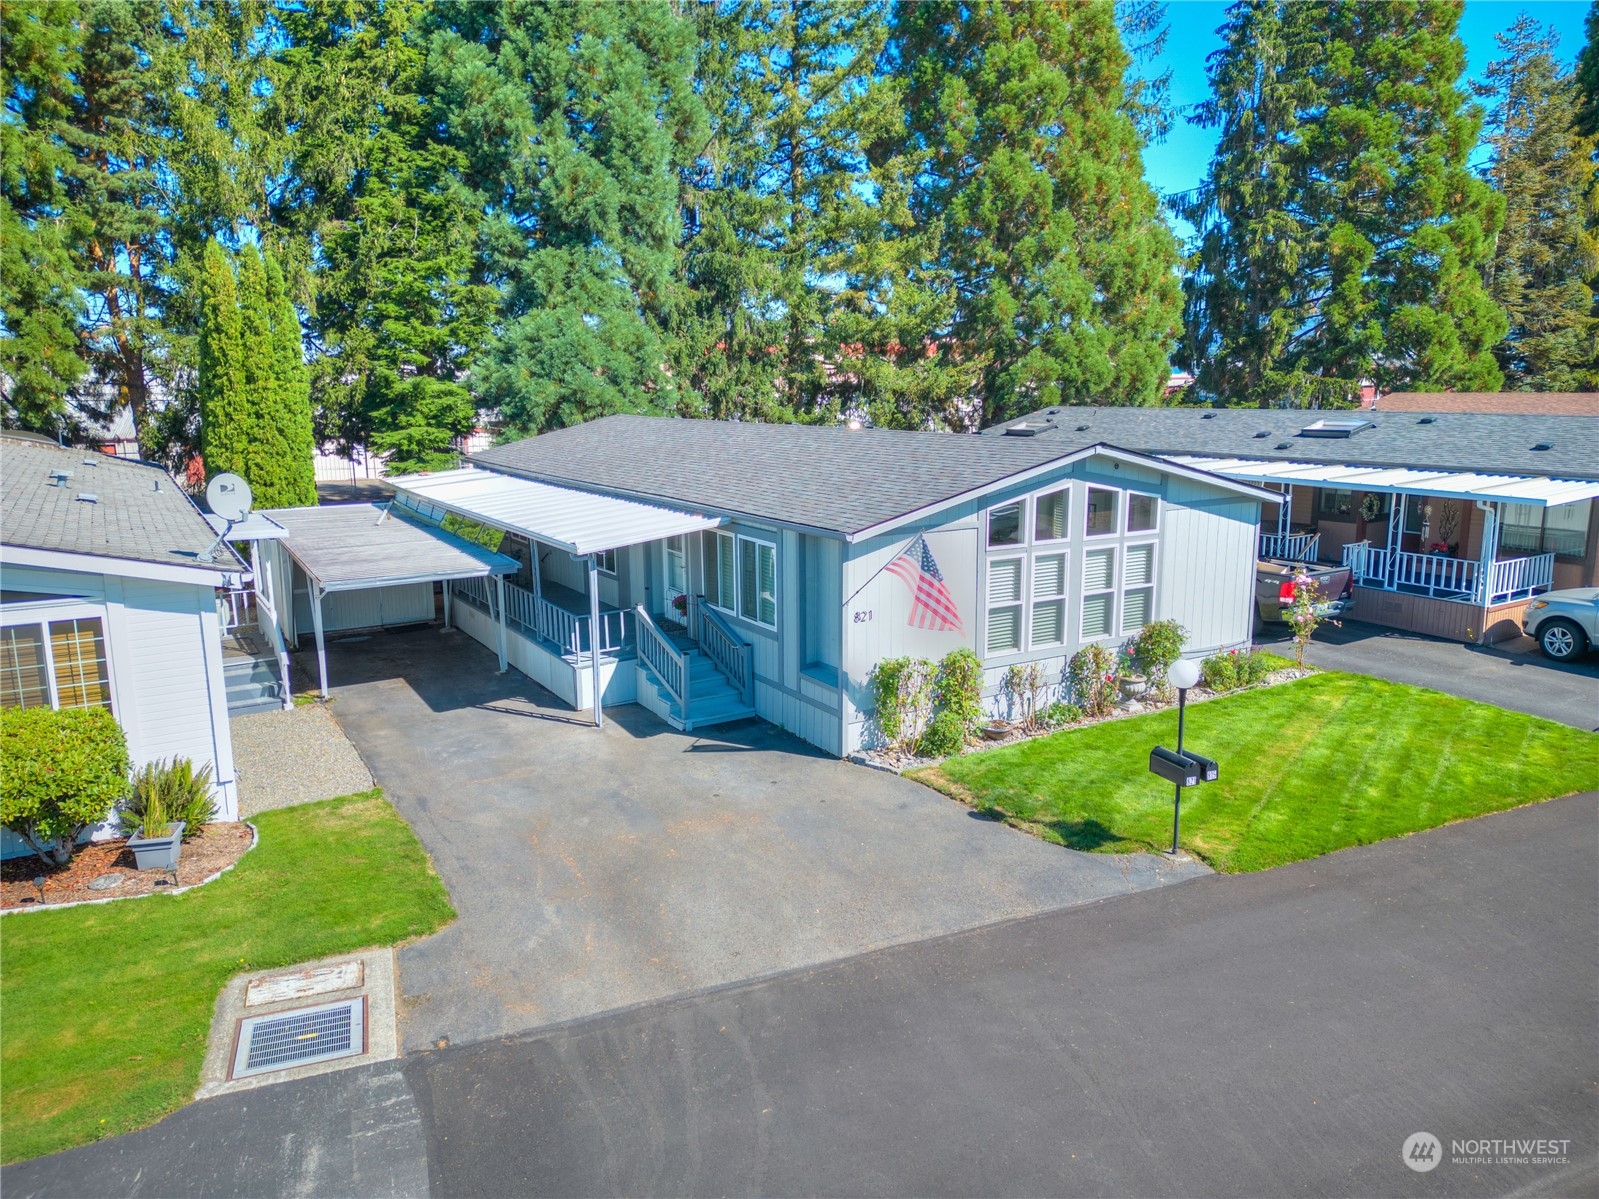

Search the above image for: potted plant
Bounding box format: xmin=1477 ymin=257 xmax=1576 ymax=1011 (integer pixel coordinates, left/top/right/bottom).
xmin=980 ymin=719 xmax=1014 ymax=741
xmin=125 ymin=791 xmax=184 ymax=870
xmin=671 ymin=593 xmax=689 ymax=618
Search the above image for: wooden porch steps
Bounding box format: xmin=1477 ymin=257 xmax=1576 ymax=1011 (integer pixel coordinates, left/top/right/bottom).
xmin=637 ymin=652 xmax=756 ymax=732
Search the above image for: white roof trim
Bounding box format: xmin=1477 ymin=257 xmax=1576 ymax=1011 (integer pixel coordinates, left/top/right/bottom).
xmin=203 ymin=512 xmax=290 ymax=541
xmin=1166 ymin=456 xmax=1599 ymax=508
xmin=387 ymin=468 xmax=724 ymax=555
xmin=0 ymin=544 xmax=242 ymax=586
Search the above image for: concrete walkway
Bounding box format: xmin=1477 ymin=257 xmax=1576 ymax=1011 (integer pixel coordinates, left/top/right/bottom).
xmin=317 ymin=625 xmax=1205 ymax=1052
xmin=1256 ymin=620 xmax=1598 ymax=730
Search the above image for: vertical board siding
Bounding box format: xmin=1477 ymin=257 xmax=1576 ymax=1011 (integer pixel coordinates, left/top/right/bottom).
xmin=117 ymin=579 xmax=226 ymax=772
xmin=1155 ymin=485 xmax=1258 ymax=657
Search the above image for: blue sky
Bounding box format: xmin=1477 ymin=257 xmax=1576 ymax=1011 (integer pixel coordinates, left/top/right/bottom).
xmin=1143 ymin=1 xmax=1592 ymax=241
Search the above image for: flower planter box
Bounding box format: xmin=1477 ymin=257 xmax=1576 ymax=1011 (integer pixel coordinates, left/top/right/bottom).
xmin=126 ymin=822 xmax=185 ymax=871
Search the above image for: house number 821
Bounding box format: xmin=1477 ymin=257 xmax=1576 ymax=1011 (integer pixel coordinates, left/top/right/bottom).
xmin=853 ymin=610 xmax=873 ymax=623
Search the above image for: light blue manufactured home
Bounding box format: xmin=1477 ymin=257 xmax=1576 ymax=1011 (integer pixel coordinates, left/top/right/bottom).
xmin=379 ymin=416 xmax=1279 ymax=758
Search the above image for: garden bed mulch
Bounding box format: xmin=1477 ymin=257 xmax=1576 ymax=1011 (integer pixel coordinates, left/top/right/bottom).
xmin=850 ymin=666 xmax=1318 ymax=775
xmin=1 ymin=822 xmax=256 ymax=912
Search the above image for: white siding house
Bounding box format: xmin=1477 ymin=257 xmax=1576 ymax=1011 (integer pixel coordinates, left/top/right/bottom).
xmin=1 ymin=437 xmax=243 ymax=858
xmin=381 ymin=416 xmax=1278 ymax=758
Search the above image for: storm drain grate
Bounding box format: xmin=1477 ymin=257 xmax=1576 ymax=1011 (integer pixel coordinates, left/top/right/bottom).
xmin=231 ymin=997 xmax=366 ymax=1079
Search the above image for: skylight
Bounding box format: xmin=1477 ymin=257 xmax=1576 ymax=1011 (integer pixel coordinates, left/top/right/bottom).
xmin=1298 ymin=418 xmax=1374 ymax=439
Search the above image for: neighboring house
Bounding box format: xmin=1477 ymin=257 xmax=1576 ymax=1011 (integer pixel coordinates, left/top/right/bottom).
xmin=375 ymin=416 xmax=1280 ymax=757
xmin=0 ymin=435 xmax=246 ymax=858
xmin=986 ymin=406 xmax=1599 ymax=645
xmin=1372 ymin=392 xmax=1599 ymax=417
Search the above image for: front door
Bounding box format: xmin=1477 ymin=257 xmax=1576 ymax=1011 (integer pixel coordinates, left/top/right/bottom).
xmin=663 ymin=535 xmax=688 ymax=625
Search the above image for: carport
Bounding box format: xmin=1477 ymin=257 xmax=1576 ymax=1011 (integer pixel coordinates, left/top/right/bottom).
xmin=263 ymin=503 xmax=519 ymax=698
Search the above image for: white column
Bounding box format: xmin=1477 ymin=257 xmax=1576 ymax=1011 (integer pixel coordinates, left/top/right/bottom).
xmin=589 ymin=554 xmax=604 ymax=728
xmin=493 ymin=573 xmax=508 ymax=672
xmin=1385 ymin=494 xmax=1407 ymax=589
xmin=311 ymin=583 xmax=329 ymax=700
xmin=1278 ymin=486 xmax=1292 ymax=537
xmin=442 ymin=579 xmax=452 ymax=629
xmin=1476 ymin=501 xmax=1499 ymax=606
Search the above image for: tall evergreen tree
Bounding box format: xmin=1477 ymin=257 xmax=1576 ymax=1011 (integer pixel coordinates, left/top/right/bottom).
xmin=198 ymin=241 xmax=248 ymax=480
xmin=265 ymin=253 xmax=317 ymax=506
xmin=895 ymin=0 xmax=1183 ymax=425
xmin=1476 ymin=15 xmax=1599 ymax=391
xmin=272 ymin=0 xmax=493 ymax=470
xmin=1182 ymin=1 xmax=1504 ymax=406
xmin=1575 ymin=2 xmax=1599 ymax=138
xmin=424 ymin=1 xmax=706 ymax=436
xmin=0 ymin=1 xmax=277 ymax=446
xmin=235 ymin=244 xmax=288 ymax=503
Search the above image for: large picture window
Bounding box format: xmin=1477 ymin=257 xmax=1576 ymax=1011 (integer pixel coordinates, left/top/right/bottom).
xmin=0 ymin=617 xmax=112 ymax=711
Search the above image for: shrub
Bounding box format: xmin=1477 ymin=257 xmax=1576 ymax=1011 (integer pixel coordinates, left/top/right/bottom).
xmin=1285 ymin=566 xmax=1327 ymax=665
xmin=1123 ymin=620 xmax=1187 ymax=688
xmin=1201 ymin=649 xmax=1278 ymax=693
xmin=917 ymin=710 xmax=968 ymax=759
xmin=871 ymin=656 xmax=935 ymax=752
xmin=933 ymin=649 xmax=984 ymax=739
xmin=1067 ymin=644 xmax=1118 ymax=719
xmin=1041 ymin=701 xmax=1082 ymax=729
xmin=1004 ymin=662 xmax=1048 ymax=729
xmin=121 ymin=758 xmax=217 ymax=841
xmin=1 ymin=707 xmax=129 ymax=866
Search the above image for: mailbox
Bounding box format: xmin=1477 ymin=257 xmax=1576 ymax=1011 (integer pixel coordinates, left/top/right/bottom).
xmin=1149 ymin=746 xmax=1200 ymax=787
xmin=1178 ymin=750 xmax=1219 ymax=783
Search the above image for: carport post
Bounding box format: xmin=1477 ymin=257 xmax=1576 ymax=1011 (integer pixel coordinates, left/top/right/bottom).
xmin=493 ymin=573 xmax=509 ymax=672
xmin=589 ymin=554 xmax=603 ymax=728
xmin=311 ymin=583 xmax=329 ymax=700
xmin=442 ymin=578 xmax=452 ymax=630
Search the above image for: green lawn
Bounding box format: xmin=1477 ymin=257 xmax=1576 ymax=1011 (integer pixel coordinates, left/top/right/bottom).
xmin=0 ymin=791 xmax=454 ymax=1165
xmin=912 ymin=673 xmax=1597 ymax=874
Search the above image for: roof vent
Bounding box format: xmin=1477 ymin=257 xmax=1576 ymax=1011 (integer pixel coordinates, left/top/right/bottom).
xmin=1004 ymin=423 xmax=1040 ymax=437
xmin=1417 ymin=416 xmax=1437 ymax=425
xmin=1048 ymin=408 xmax=1061 ymax=415
xmin=1531 ymin=442 xmax=1553 ymax=452
xmin=1275 ymin=442 xmax=1292 ymax=450
xmin=1253 ymin=431 xmax=1269 ymax=438
xmin=1201 ymin=412 xmax=1216 ymax=419
xmin=81 ymin=457 xmax=99 ymax=465
xmin=49 ymin=469 xmax=72 ymax=485
xmin=76 ymin=493 xmax=98 ymax=504
xmin=1298 ymin=417 xmax=1373 ymax=439
xmin=1075 ymin=423 xmax=1090 ymax=432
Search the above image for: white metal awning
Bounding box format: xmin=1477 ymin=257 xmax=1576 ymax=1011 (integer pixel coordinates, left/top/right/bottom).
xmin=388 ymin=467 xmax=723 ymax=554
xmin=1165 ymin=456 xmax=1599 ymax=509
xmin=265 ymin=503 xmax=518 ymax=592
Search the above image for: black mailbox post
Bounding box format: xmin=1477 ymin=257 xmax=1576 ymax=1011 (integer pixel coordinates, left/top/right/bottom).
xmin=1149 ymin=659 xmax=1214 ymax=856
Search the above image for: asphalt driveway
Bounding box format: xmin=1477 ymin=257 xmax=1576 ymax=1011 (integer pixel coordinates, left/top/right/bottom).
xmin=1256 ymin=619 xmax=1598 ymax=730
xmin=321 ymin=626 xmax=1204 ymax=1052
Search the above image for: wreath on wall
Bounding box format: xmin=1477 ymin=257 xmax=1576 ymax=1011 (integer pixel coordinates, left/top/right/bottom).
xmin=1359 ymin=493 xmax=1385 ymax=523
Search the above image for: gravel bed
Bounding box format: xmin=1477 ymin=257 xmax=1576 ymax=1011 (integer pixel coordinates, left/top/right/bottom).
xmin=232 ymin=703 xmax=375 ymax=816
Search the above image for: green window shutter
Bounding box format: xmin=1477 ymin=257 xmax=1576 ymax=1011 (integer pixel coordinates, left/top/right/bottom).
xmin=739 ymin=539 xmax=757 ymax=620
xmin=719 ymin=533 xmax=736 ymax=609
xmin=758 ymin=542 xmax=776 ymax=625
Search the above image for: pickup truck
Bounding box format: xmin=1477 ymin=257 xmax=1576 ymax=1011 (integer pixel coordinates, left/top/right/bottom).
xmin=1255 ymin=559 xmax=1353 ymax=625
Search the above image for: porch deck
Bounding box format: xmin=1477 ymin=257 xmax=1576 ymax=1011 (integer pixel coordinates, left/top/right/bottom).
xmin=1340 ymin=542 xmax=1554 ymax=606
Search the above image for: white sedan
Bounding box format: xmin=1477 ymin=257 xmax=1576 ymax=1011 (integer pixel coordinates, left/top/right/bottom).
xmin=1522 ymin=588 xmax=1599 ymax=661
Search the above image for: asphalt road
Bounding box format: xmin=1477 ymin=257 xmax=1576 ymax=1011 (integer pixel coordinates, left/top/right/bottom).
xmin=1256 ymin=619 xmax=1598 ymax=730
xmin=8 ymin=792 xmax=1595 ymax=1198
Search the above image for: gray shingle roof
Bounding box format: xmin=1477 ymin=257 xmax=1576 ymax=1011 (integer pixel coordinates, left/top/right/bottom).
xmin=1 ymin=437 xmax=242 ymax=574
xmin=984 ymin=406 xmax=1599 ymax=481
xmin=266 ymin=503 xmax=517 ymax=590
xmin=472 ymin=416 xmax=1158 ymax=535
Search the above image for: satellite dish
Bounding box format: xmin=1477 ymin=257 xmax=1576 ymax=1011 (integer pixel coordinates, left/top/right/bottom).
xmin=206 ymin=473 xmax=253 ymax=523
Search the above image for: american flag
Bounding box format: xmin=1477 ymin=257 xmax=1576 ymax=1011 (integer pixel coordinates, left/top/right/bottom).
xmin=885 ymin=535 xmax=964 ymax=633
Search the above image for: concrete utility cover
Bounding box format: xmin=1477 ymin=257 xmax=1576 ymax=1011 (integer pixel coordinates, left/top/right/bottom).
xmin=246 ymin=961 xmax=364 ymax=1007
xmin=86 ymin=874 xmax=123 ymax=891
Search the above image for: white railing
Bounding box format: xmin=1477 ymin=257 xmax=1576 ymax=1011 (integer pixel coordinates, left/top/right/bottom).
xmin=452 ymin=577 xmax=629 ymax=658
xmin=1487 ymin=553 xmax=1555 ymax=604
xmin=695 ymin=597 xmax=754 ymax=707
xmin=1343 ymin=542 xmax=1556 ymax=605
xmin=635 ymin=604 xmax=689 ymax=711
xmin=217 ymin=585 xmax=257 ymax=633
xmin=1259 ymin=531 xmax=1321 ymax=562
xmin=1392 ymin=551 xmax=1476 ymax=598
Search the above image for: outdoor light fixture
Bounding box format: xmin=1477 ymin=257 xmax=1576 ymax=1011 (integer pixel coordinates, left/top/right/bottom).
xmin=1150 ymin=657 xmax=1213 ymax=857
